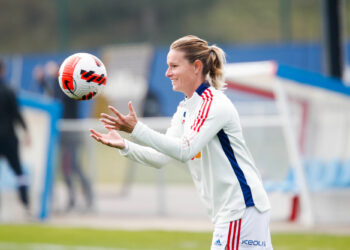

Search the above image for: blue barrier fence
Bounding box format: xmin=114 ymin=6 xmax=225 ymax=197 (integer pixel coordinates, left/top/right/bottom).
xmin=264 ymin=160 xmax=350 ymax=192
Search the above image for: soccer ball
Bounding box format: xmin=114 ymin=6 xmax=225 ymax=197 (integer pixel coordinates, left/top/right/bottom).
xmin=58 ymin=53 xmax=107 ymax=100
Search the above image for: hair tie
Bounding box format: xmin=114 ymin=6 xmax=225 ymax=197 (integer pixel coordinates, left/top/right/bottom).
xmin=209 ymin=47 xmax=214 ymax=56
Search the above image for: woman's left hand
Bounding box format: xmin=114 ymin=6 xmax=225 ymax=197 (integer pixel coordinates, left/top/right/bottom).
xmin=100 ymin=101 xmax=138 ymax=133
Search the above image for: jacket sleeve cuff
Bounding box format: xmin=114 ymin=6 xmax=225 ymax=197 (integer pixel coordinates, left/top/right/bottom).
xmin=131 ymin=121 xmax=143 ymax=140
xmin=119 ymin=139 xmax=130 ymax=155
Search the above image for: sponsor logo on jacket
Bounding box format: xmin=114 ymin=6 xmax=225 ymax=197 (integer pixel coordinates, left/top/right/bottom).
xmin=241 ymin=239 xmax=266 ymax=247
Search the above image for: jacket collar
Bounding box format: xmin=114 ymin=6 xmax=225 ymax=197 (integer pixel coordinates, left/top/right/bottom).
xmin=195 ymin=81 xmax=210 ymax=96
xmin=182 ymin=82 xmax=210 ymax=108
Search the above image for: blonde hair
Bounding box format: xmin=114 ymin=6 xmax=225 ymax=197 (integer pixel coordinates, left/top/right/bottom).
xmin=170 ymin=35 xmax=226 ymax=90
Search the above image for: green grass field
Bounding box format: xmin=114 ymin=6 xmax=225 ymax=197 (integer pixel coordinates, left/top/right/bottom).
xmin=0 ymin=225 xmax=349 ymax=250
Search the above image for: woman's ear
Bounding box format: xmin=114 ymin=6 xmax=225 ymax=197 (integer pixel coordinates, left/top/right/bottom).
xmin=194 ymin=59 xmax=203 ymax=75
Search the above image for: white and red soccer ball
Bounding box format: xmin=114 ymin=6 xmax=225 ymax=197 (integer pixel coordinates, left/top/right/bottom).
xmin=58 ymin=53 xmax=107 ymax=100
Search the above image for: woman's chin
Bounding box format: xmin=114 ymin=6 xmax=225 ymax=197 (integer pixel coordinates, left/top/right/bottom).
xmin=172 ymin=84 xmax=184 ymax=94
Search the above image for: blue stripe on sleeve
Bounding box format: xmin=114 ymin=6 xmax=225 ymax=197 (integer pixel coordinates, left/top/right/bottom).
xmin=217 ymin=129 xmax=255 ymax=207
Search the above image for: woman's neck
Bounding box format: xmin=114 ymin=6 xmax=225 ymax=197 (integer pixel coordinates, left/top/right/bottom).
xmin=184 ymin=78 xmax=205 ymax=98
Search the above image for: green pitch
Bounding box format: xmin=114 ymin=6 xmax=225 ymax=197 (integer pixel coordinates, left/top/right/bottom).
xmin=0 ymin=224 xmax=349 ymax=250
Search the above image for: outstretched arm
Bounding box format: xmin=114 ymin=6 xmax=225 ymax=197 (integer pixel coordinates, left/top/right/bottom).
xmin=90 ymin=102 xmax=184 ymax=168
xmin=98 ymin=99 xmax=230 ymax=163
xmin=90 ymin=127 xmax=173 ymax=168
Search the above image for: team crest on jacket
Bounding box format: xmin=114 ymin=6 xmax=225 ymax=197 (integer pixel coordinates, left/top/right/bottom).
xmin=191 ymin=152 xmax=201 ymax=160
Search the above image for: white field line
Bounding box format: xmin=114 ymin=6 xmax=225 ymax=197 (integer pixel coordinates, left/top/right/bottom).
xmin=243 ymin=247 xmax=335 ymax=250
xmin=0 ymin=242 xmax=200 ymax=250
xmin=0 ymin=242 xmax=126 ymax=250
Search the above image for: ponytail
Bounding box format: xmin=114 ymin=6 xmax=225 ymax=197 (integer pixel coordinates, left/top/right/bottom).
xmin=207 ymin=45 xmax=226 ymax=90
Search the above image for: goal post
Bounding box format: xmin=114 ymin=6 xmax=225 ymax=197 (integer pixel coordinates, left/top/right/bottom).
xmin=225 ymin=61 xmax=350 ymax=225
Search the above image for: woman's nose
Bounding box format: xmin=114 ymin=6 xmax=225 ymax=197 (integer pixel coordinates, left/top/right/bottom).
xmin=165 ymin=68 xmax=171 ymax=77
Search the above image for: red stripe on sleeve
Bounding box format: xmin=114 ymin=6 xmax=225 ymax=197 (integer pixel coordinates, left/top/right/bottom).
xmin=190 ymin=89 xmax=213 ymax=132
xmin=193 ymin=92 xmax=210 ymax=131
xmin=195 ymin=89 xmax=213 ymax=132
xmin=190 ymin=94 xmax=207 ymax=130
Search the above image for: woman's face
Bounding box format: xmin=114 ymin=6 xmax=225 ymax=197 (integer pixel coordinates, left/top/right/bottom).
xmin=165 ymin=49 xmax=197 ymax=95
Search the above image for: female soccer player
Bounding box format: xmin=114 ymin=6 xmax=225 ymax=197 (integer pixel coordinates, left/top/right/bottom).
xmin=90 ymin=35 xmax=273 ymax=250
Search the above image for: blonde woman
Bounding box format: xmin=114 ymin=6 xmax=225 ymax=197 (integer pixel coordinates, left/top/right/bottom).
xmin=90 ymin=35 xmax=273 ymax=250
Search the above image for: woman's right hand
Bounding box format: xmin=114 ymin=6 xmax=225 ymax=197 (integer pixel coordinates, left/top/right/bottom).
xmin=89 ymin=128 xmax=126 ymax=149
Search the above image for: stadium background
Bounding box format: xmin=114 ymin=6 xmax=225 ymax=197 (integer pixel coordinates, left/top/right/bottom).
xmin=1 ymin=0 xmax=350 ymax=249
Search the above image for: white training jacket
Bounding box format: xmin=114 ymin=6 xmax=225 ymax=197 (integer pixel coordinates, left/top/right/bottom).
xmin=120 ymin=82 xmax=270 ymax=224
